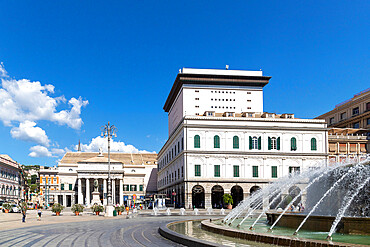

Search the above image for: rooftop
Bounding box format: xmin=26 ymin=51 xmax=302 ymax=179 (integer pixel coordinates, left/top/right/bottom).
xmin=60 ymin=152 xmax=157 ymax=165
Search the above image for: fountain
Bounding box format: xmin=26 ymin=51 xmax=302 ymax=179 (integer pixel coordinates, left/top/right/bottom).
xmin=152 ymin=207 xmax=159 ymax=216
xmin=220 ymin=208 xmax=225 ymax=215
xmin=206 ymin=207 xmax=213 ymax=215
xmin=202 ymin=157 xmax=370 ymax=246
xmin=193 ymin=208 xmax=199 ymax=215
xmin=166 ymin=208 xmax=171 ymax=215
xmin=179 ymin=208 xmax=186 ymax=215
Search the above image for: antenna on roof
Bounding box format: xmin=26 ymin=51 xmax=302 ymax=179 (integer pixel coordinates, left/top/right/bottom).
xmin=225 ymin=65 xmax=229 ymax=70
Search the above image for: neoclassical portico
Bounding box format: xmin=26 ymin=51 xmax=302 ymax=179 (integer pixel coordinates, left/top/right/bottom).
xmin=76 ymin=154 xmax=124 ymax=206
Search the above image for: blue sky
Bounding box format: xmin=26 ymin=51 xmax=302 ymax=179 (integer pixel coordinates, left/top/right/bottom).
xmin=0 ymin=1 xmax=368 ymax=166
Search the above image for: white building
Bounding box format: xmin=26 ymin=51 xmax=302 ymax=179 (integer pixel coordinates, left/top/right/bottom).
xmin=0 ymin=155 xmax=22 ymax=202
xmin=158 ymin=68 xmax=328 ymax=209
xmin=39 ymin=151 xmax=157 ymax=207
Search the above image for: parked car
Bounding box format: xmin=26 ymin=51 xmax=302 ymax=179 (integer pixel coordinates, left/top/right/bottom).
xmin=10 ymin=204 xmax=20 ymax=213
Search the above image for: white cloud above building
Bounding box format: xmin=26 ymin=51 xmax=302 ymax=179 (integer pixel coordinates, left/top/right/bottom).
xmin=10 ymin=121 xmax=50 ymax=146
xmin=77 ymin=136 xmax=155 ymax=154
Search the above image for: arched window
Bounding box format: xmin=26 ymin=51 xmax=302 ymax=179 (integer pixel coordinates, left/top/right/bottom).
xmin=291 ymin=137 xmax=297 ymax=151
xmin=233 ymin=136 xmax=239 ymax=149
xmin=214 ymin=135 xmax=220 ymax=148
xmin=194 ymin=135 xmax=200 ymax=148
xmin=268 ymin=137 xmax=280 ymax=150
xmin=311 ymin=138 xmax=317 ymax=151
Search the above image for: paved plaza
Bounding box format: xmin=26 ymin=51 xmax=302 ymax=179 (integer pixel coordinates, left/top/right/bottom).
xmin=0 ymin=209 xmax=220 ymax=247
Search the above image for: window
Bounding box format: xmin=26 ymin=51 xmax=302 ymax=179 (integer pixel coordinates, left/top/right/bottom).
xmin=61 ymin=184 xmax=64 ymax=190
xmin=252 ymin=166 xmax=258 ymax=177
xmin=195 ymin=106 xmax=199 ymax=108
xmin=311 ymin=138 xmax=317 ymax=151
xmin=214 ymin=165 xmax=220 ymax=177
xmin=353 ymin=122 xmax=360 ymax=128
xmin=272 ymin=166 xmax=278 ymax=178
xmin=289 ymin=166 xmax=300 ymax=174
xmin=340 ymin=112 xmax=346 ymax=120
xmin=291 ymin=137 xmax=297 ymax=151
xmin=195 ymin=165 xmax=201 ymax=177
xmin=195 ymin=90 xmax=199 ymax=92
xmin=69 ymin=184 xmax=72 ymax=190
xmin=367 ymin=102 xmax=370 ymax=111
xmin=124 ymin=185 xmax=129 ymax=191
xmin=329 ymin=117 xmax=334 ymax=124
xmin=130 ymin=185 xmax=137 ymax=191
xmin=367 ymin=118 xmax=370 ymax=126
xmin=214 ymin=135 xmax=220 ymax=148
xmin=195 ymin=98 xmax=199 ymax=100
xmin=139 ymin=185 xmax=144 ymax=191
xmin=249 ymin=136 xmax=261 ymax=150
xmin=233 ymin=165 xmax=239 ymax=177
xmin=268 ymin=137 xmax=280 ymax=150
xmin=233 ymin=136 xmax=239 ymax=149
xmin=352 ymin=107 xmax=359 ymax=116
xmin=194 ymin=135 xmax=200 ymax=148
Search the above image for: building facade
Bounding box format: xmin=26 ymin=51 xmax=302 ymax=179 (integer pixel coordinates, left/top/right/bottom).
xmin=316 ymin=88 xmax=370 ymax=161
xmin=0 ymin=155 xmax=22 ymax=202
xmin=158 ymin=68 xmax=328 ymax=209
xmin=39 ymin=151 xmax=157 ymax=207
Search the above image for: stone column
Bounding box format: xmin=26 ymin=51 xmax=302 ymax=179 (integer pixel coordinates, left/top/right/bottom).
xmin=78 ymin=178 xmax=83 ymax=204
xmin=86 ymin=178 xmax=90 ymax=206
xmin=119 ymin=179 xmax=123 ymax=205
xmin=112 ymin=179 xmax=116 ymax=204
xmin=63 ymin=194 xmax=67 ymax=207
xmin=103 ymin=179 xmax=107 ymax=205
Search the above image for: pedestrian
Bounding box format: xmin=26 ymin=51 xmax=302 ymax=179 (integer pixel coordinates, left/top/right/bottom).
xmin=37 ymin=209 xmax=42 ymax=221
xmin=22 ymin=209 xmax=26 ymax=223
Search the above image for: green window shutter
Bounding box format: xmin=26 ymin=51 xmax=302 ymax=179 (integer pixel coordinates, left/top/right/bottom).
xmin=268 ymin=137 xmax=271 ymax=150
xmin=311 ymin=138 xmax=317 ymax=151
xmin=233 ymin=136 xmax=239 ymax=149
xmin=139 ymin=185 xmax=143 ymax=191
xmin=272 ymin=166 xmax=277 ymax=178
xmin=277 ymin=137 xmax=281 ymax=150
xmin=214 ymin=165 xmax=220 ymax=177
xmin=195 ymin=165 xmax=201 ymax=177
xmin=69 ymin=184 xmax=72 ymax=190
xmin=252 ymin=166 xmax=258 ymax=177
xmin=291 ymin=137 xmax=297 ymax=151
xmin=61 ymin=184 xmax=64 ymax=190
xmin=214 ymin=135 xmax=220 ymax=148
xmin=194 ymin=135 xmax=200 ymax=148
xmin=233 ymin=165 xmax=239 ymax=177
xmin=258 ymin=136 xmax=261 ymax=150
xmin=249 ymin=136 xmax=252 ymax=150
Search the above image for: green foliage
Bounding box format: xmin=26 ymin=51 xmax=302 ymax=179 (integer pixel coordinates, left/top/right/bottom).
xmin=51 ymin=203 xmax=65 ymax=213
xmin=71 ymin=204 xmax=84 ymax=213
xmin=120 ymin=205 xmax=126 ymax=212
xmin=223 ymin=194 xmax=233 ymax=205
xmin=91 ymin=205 xmax=104 ymax=212
xmin=3 ymin=203 xmax=12 ymax=210
xmin=30 ymin=184 xmax=39 ymax=193
xmin=31 ymin=174 xmax=37 ymax=184
xmin=115 ymin=205 xmax=122 ymax=212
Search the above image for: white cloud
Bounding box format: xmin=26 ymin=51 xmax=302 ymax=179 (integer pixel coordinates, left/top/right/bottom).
xmin=77 ymin=136 xmax=155 ymax=154
xmin=10 ymin=121 xmax=50 ymax=146
xmin=0 ymin=62 xmax=7 ymax=78
xmin=29 ymin=145 xmax=70 ymax=158
xmin=29 ymin=145 xmax=52 ymax=157
xmin=0 ymin=77 xmax=88 ymax=128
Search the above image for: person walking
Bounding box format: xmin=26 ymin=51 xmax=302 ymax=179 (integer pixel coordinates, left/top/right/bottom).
xmin=21 ymin=208 xmax=26 ymax=223
xmin=37 ymin=209 xmax=42 ymax=221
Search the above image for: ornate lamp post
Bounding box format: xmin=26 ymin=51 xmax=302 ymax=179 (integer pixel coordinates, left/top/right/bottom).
xmin=101 ymin=122 xmax=117 ymax=206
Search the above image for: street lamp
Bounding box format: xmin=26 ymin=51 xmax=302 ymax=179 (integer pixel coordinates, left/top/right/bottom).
xmin=101 ymin=121 xmax=117 ymax=206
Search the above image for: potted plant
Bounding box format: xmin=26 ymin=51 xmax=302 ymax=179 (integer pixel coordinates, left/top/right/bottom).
xmin=91 ymin=205 xmax=104 ymax=215
xmin=223 ymin=194 xmax=233 ymax=209
xmin=71 ymin=204 xmax=84 ymax=215
xmin=19 ymin=201 xmax=27 ymax=213
xmin=3 ymin=203 xmax=12 ymax=213
xmin=115 ymin=205 xmax=122 ymax=215
xmin=51 ymin=203 xmax=65 ymax=216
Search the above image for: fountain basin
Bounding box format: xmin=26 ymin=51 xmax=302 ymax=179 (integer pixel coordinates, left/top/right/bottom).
xmin=201 ymin=219 xmax=367 ymax=246
xmin=266 ymin=212 xmax=370 ymax=235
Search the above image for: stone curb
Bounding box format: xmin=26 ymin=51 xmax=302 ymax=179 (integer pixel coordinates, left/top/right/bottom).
xmin=200 ymin=219 xmax=367 ymax=247
xmin=158 ymin=219 xmax=224 ymax=247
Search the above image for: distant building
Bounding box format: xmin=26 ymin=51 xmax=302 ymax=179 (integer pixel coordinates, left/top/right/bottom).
xmin=316 ymin=88 xmax=370 ymax=161
xmin=0 ymin=155 xmax=22 ymax=202
xmin=39 ymin=151 xmax=157 ymax=207
xmin=158 ymin=68 xmax=327 ymax=209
